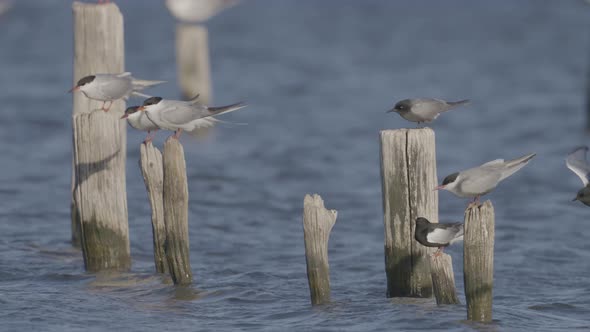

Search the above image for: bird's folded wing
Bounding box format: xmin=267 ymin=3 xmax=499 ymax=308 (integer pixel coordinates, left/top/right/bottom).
xmin=480 ymin=159 xmax=504 ymax=168
xmin=566 ymin=146 xmax=590 ymax=186
xmin=160 ymin=104 xmax=208 ymax=125
xmin=426 ymin=224 xmax=462 ymax=244
xmin=131 ymin=91 xmax=152 ymax=99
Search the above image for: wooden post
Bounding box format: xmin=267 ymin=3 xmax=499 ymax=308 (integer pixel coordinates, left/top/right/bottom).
xmin=176 ymin=24 xmax=211 ymax=103
xmin=139 ymin=143 xmax=168 ymax=274
xmin=303 ymin=194 xmax=337 ymax=305
xmin=429 ymin=254 xmax=460 ymax=305
xmin=464 ymin=200 xmax=495 ymax=322
xmin=163 ymin=138 xmax=192 ymax=285
xmin=379 ymin=128 xmax=437 ymax=298
xmin=71 ymin=2 xmax=129 ymax=271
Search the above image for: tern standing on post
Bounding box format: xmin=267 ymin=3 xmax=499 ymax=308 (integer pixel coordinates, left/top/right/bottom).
xmin=435 ymin=153 xmax=536 ymax=204
xmin=387 ymin=98 xmax=470 ymax=125
xmin=137 ymin=96 xmax=246 ymax=139
xmin=69 ymin=72 xmax=165 ymax=112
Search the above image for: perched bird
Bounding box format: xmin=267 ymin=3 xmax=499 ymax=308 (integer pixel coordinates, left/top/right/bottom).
xmin=566 ymin=146 xmax=590 ymax=206
xmin=121 ymin=106 xmax=160 ymax=143
xmin=165 ymin=0 xmax=239 ymax=23
xmin=414 ymin=217 xmax=463 ymax=256
xmin=435 ymin=153 xmax=536 ymax=203
xmin=387 ymin=98 xmax=470 ymax=125
xmin=137 ymin=96 xmax=246 ymax=139
xmin=69 ymin=72 xmax=165 ymax=112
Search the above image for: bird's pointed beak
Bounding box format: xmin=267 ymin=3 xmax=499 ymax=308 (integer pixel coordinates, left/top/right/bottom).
xmin=434 ymin=185 xmax=445 ymax=191
xmin=386 ymin=108 xmax=396 ymax=113
xmin=572 ymin=197 xmax=578 ymax=202
xmin=120 ymin=114 xmax=128 ymax=119
xmin=68 ymin=86 xmax=80 ymax=93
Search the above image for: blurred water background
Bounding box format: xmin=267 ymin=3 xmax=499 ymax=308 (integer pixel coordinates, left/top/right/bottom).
xmin=1 ymin=0 xmax=590 ymax=331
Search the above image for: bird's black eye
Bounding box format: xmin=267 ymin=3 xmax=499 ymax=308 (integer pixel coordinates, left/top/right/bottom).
xmin=143 ymin=96 xmax=162 ymax=106
xmin=77 ymin=75 xmax=95 ymax=87
xmin=442 ymin=172 xmax=459 ymax=185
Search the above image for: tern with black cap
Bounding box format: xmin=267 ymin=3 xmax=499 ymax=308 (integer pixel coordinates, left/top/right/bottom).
xmin=137 ymin=95 xmax=247 ymax=139
xmin=414 ymin=217 xmax=463 ymax=257
xmin=121 ymin=106 xmax=161 ymax=143
xmin=69 ymin=72 xmax=165 ymax=112
xmin=435 ymin=153 xmax=536 ymax=204
xmin=387 ymin=98 xmax=470 ymax=125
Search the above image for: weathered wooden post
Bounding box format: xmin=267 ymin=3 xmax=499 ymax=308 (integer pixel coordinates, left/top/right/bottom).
xmin=464 ymin=201 xmax=495 ymax=322
xmin=176 ymin=24 xmax=211 ymax=103
xmin=428 ymin=254 xmax=460 ymax=305
xmin=163 ymin=138 xmax=192 ymax=285
xmin=71 ymin=2 xmax=130 ymax=271
xmin=139 ymin=143 xmax=168 ymax=274
xmin=379 ymin=128 xmax=438 ymax=298
xmin=302 ymin=194 xmax=337 ymax=305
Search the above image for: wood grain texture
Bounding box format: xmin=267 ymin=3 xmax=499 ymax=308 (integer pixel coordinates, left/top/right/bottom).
xmin=303 ymin=194 xmax=337 ymax=305
xmin=71 ymin=2 xmax=126 ymax=247
xmin=139 ymin=143 xmax=168 ymax=274
xmin=463 ymin=200 xmax=495 ymax=322
xmin=429 ymin=253 xmax=460 ymax=305
xmin=163 ymin=138 xmax=192 ymax=285
xmin=176 ymin=24 xmax=211 ymax=103
xmin=380 ymin=128 xmax=437 ymax=297
xmin=73 ymin=111 xmax=130 ymax=271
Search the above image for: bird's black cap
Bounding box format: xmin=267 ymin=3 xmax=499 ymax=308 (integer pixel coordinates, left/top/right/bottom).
xmin=442 ymin=172 xmax=459 ymax=186
xmin=394 ymin=99 xmax=412 ymax=111
xmin=142 ymin=96 xmax=162 ymax=106
xmin=76 ymin=75 xmax=95 ymax=87
xmin=125 ymin=106 xmax=140 ymax=115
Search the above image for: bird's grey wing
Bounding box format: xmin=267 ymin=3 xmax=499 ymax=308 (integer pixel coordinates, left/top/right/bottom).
xmin=499 ymin=153 xmax=535 ymax=181
xmin=412 ymin=99 xmax=448 ymax=119
xmin=96 ymin=75 xmax=132 ymax=100
xmin=131 ymin=91 xmax=152 ymax=99
xmin=160 ymin=103 xmax=208 ymax=125
xmin=459 ymin=166 xmax=502 ymax=195
xmin=566 ymin=146 xmax=590 ymax=186
xmin=426 ymin=224 xmax=463 ymax=244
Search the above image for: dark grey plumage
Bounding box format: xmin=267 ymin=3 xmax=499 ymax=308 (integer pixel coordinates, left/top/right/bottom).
xmin=415 ymin=217 xmax=463 ymax=255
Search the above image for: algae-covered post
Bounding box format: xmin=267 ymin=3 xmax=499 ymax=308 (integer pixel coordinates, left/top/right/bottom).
xmin=302 ymin=194 xmax=337 ymax=305
xmin=379 ymin=128 xmax=438 ymax=298
xmin=163 ymin=138 xmax=192 ymax=285
xmin=71 ymin=2 xmax=130 ymax=271
xmin=176 ymin=24 xmax=211 ymax=103
xmin=139 ymin=143 xmax=168 ymax=274
xmin=463 ymin=201 xmax=495 ymax=322
xmin=429 ymin=253 xmax=460 ymax=305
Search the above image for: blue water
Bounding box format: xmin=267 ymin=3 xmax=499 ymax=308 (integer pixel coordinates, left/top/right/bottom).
xmin=1 ymin=0 xmax=590 ymax=331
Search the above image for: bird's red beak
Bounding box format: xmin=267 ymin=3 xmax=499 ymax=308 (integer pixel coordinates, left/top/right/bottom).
xmin=120 ymin=114 xmax=128 ymax=119
xmin=434 ymin=185 xmax=445 ymax=191
xmin=68 ymin=86 xmax=80 ymax=93
xmin=137 ymin=106 xmax=146 ymax=111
